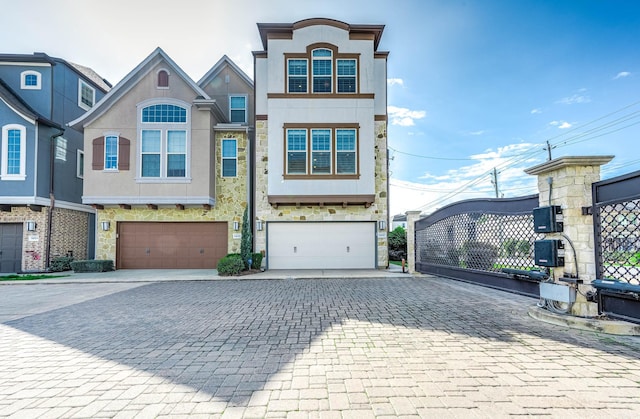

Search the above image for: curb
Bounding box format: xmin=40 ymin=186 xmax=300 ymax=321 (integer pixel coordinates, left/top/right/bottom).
xmin=528 ymin=306 xmax=640 ymax=336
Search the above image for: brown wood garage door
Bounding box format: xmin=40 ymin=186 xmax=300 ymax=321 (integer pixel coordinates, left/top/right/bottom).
xmin=116 ymin=222 xmax=227 ymax=269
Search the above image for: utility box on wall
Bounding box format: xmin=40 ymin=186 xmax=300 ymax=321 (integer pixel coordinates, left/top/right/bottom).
xmin=534 ymin=239 xmax=565 ymax=267
xmin=533 ymin=206 xmax=563 ymax=233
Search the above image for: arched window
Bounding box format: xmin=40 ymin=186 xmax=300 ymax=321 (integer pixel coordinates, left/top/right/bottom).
xmin=138 ymin=100 xmax=190 ymax=180
xmin=312 ymin=49 xmax=332 ymax=93
xmin=157 ymin=69 xmax=169 ymax=88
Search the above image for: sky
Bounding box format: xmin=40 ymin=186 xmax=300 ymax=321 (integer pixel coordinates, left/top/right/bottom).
xmin=2 ymin=0 xmax=639 ymax=217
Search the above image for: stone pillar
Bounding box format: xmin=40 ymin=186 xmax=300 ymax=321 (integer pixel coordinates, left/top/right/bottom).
xmin=405 ymin=210 xmax=422 ymax=274
xmin=524 ymin=155 xmax=614 ymax=316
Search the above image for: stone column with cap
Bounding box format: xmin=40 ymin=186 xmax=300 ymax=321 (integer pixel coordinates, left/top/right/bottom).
xmin=524 ymin=155 xmax=614 ymax=316
xmin=405 ymin=210 xmax=422 ymax=274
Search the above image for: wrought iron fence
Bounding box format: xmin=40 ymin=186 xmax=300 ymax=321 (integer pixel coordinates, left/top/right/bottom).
xmin=595 ymin=194 xmax=640 ymax=286
xmin=417 ymin=212 xmax=538 ymax=272
xmin=415 ymin=195 xmax=540 ymax=296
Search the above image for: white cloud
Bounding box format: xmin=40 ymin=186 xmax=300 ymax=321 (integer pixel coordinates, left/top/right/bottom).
xmin=614 ymin=71 xmax=631 ymax=80
xmin=467 ymin=130 xmax=485 ymax=136
xmin=387 ymin=105 xmax=426 ymax=126
xmin=388 ymin=142 xmax=541 ymax=214
xmin=387 ymin=78 xmax=404 ymax=87
xmin=531 ymin=108 xmax=542 ymax=114
xmin=550 ymin=120 xmax=572 ymax=129
xmin=556 ymin=91 xmax=591 ymax=105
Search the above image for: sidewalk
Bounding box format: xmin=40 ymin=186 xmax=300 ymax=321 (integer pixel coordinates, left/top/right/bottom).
xmin=0 ymin=263 xmax=410 ymax=285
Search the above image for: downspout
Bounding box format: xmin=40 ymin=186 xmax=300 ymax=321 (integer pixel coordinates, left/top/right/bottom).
xmin=46 ymin=128 xmax=65 ymax=269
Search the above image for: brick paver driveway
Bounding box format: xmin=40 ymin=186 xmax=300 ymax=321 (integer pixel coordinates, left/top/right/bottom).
xmin=2 ymin=276 xmax=640 ymax=418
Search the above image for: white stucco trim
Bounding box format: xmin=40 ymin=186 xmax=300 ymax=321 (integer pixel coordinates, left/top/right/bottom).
xmin=82 ymin=196 xmax=216 ymax=206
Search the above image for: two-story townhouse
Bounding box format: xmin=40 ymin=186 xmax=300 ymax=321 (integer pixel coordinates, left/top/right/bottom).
xmin=0 ymin=53 xmax=110 ymax=273
xmin=253 ymin=18 xmax=389 ymax=269
xmin=69 ymin=48 xmax=254 ymax=269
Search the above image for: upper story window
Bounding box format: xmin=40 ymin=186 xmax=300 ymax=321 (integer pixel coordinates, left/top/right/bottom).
xmin=138 ymin=100 xmax=190 ymax=181
xmin=229 ymin=96 xmax=247 ymax=123
xmin=1 ymin=124 xmax=27 ymax=180
xmin=157 ymin=69 xmax=169 ymax=88
xmin=91 ymin=134 xmax=130 ymax=171
xmin=104 ymin=135 xmax=119 ymax=170
xmin=21 ymin=70 xmax=41 ymax=90
xmin=312 ymin=49 xmax=332 ymax=93
xmin=336 ymin=59 xmax=357 ymax=93
xmin=287 ymin=59 xmax=308 ymax=93
xmin=78 ymin=80 xmax=95 ymax=110
xmin=77 ymin=150 xmax=84 ymax=179
xmin=285 ymin=44 xmax=360 ymax=95
xmin=141 ymin=104 xmax=187 ymax=123
xmin=284 ymin=124 xmax=359 ymax=179
xmin=221 ymin=138 xmax=237 ymax=177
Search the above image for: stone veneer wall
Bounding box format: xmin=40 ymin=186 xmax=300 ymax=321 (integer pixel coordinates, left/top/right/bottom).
xmin=254 ymin=120 xmax=389 ymax=268
xmin=94 ymin=131 xmax=248 ymax=264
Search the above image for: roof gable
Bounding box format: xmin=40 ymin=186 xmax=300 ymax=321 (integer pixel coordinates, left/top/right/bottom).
xmin=198 ymin=55 xmax=253 ymax=89
xmin=69 ymin=47 xmax=210 ymax=130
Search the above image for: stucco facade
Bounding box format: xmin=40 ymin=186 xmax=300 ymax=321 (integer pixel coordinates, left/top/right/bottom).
xmin=253 ymin=19 xmax=389 ymax=269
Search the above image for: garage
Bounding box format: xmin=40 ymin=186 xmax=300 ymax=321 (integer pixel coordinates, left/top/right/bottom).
xmin=116 ymin=222 xmax=227 ymax=269
xmin=0 ymin=223 xmax=23 ymax=273
xmin=267 ymin=222 xmax=376 ymax=269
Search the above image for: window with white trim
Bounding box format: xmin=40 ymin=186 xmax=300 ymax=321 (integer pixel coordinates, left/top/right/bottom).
xmin=287 ymin=59 xmax=308 ymax=93
xmin=138 ymin=101 xmax=190 ymax=180
xmin=104 ymin=135 xmax=119 ymax=170
xmin=77 ymin=150 xmax=84 ymax=178
xmin=336 ymin=59 xmax=357 ymax=93
xmin=78 ymin=80 xmax=95 ymax=110
xmin=285 ymin=125 xmax=358 ymax=177
xmin=312 ymin=49 xmax=332 ymax=93
xmin=21 ymin=70 xmax=41 ymax=90
xmin=1 ymin=124 xmax=27 ymax=180
xmin=285 ymin=44 xmax=360 ymax=95
xmin=221 ymin=138 xmax=237 ymax=177
xmin=229 ymin=96 xmax=247 ymax=123
xmin=286 ymin=129 xmax=307 ymax=174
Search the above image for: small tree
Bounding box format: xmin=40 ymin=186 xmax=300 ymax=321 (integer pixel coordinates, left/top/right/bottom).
xmin=240 ymin=206 xmax=253 ymax=269
xmin=388 ymin=226 xmax=407 ymax=261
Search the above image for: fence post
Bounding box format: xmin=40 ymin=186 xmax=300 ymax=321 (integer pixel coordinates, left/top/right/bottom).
xmin=524 ymin=156 xmax=614 ymax=317
xmin=405 ymin=210 xmax=422 ymax=274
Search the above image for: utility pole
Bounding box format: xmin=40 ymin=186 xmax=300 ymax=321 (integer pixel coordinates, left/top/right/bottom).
xmin=491 ymin=168 xmax=499 ymax=198
xmin=544 ymin=140 xmax=556 ymax=161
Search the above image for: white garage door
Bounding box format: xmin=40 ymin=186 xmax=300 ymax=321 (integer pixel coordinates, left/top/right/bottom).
xmin=267 ymin=222 xmax=376 ymax=269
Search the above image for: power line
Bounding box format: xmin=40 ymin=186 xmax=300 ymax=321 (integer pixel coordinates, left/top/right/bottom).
xmin=405 ymin=101 xmax=640 ymax=212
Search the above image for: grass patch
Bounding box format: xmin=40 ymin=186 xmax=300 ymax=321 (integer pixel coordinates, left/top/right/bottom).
xmin=0 ymin=274 xmax=68 ymax=282
xmin=389 ymin=260 xmax=403 ymax=266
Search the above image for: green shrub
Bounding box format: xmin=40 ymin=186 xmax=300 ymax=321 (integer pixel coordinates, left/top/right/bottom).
xmin=50 ymin=256 xmax=74 ymax=272
xmin=251 ymin=252 xmax=263 ymax=270
xmin=217 ymin=254 xmax=245 ymax=276
xmin=70 ymin=260 xmax=114 ymax=273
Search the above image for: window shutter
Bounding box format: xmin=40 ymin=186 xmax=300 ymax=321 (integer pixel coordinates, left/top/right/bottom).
xmin=119 ymin=137 xmax=130 ymax=170
xmin=92 ymin=137 xmax=104 ymax=170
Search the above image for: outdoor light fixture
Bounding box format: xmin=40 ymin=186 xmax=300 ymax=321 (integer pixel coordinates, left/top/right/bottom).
xmin=26 ymin=220 xmax=36 ymax=231
xmin=233 ymin=221 xmax=239 ymax=231
xmin=256 ymin=220 xmax=263 ymax=231
xmin=378 ymin=220 xmax=386 ymax=230
xmin=101 ymin=221 xmax=110 ymax=231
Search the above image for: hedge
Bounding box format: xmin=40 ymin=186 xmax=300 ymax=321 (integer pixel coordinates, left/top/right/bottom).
xmin=70 ymin=260 xmax=114 ymax=273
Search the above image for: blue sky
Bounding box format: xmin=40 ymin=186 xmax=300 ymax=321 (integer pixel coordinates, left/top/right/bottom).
xmin=2 ymin=0 xmax=638 ymax=216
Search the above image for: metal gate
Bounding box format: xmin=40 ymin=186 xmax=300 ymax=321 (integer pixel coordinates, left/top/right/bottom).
xmin=592 ymin=170 xmax=640 ymax=323
xmin=415 ymin=194 xmax=541 ymax=296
